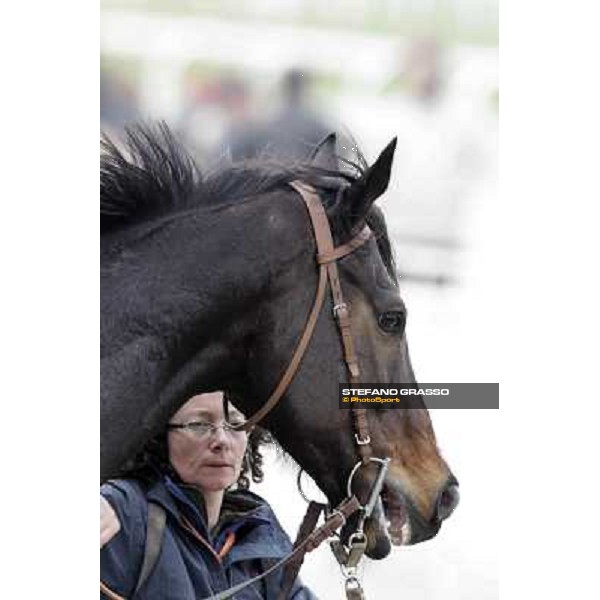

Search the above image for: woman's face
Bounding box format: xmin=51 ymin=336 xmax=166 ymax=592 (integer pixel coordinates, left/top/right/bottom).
xmin=167 ymin=392 xmax=248 ymax=493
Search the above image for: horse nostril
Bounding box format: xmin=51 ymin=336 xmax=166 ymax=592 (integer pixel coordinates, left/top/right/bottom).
xmin=436 ymin=483 xmax=460 ymax=522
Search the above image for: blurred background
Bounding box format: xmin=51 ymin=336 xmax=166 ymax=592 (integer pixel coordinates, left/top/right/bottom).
xmin=101 ymin=1 xmax=498 ymax=598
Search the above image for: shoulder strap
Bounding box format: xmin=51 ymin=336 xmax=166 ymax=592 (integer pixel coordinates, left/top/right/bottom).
xmin=132 ymin=501 xmax=167 ymax=597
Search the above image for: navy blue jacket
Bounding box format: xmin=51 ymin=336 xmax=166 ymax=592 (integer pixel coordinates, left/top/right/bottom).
xmin=101 ymin=478 xmax=317 ymax=599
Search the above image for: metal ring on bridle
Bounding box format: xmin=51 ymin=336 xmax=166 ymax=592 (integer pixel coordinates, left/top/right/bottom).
xmin=346 ymin=457 xmax=389 ymax=500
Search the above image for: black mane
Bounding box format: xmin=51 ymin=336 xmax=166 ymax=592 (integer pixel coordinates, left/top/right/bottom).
xmin=100 ymin=123 xmax=396 ymax=278
xmin=101 ymin=122 xmax=359 ymax=232
xmin=101 ymin=123 xmax=204 ymax=232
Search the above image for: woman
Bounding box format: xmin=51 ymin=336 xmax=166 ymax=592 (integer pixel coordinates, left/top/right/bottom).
xmin=100 ymin=391 xmax=316 ymax=599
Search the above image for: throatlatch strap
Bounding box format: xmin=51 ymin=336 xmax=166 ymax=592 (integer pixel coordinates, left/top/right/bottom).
xmin=237 ymin=181 xmax=372 ymax=433
xmin=238 ymin=264 xmax=329 ymax=431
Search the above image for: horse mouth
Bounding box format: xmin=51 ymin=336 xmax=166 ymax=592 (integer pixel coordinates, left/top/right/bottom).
xmin=381 ymin=483 xmax=411 ymax=546
xmin=355 ymin=482 xmax=411 ymax=559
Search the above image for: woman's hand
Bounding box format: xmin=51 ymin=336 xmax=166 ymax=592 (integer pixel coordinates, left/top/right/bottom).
xmin=100 ymin=496 xmax=121 ymax=547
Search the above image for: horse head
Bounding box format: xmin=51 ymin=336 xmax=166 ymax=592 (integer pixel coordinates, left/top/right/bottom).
xmin=100 ymin=124 xmax=458 ymax=560
xmin=226 ymin=134 xmax=459 ymax=558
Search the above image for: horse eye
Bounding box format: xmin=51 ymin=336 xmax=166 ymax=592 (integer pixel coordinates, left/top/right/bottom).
xmin=378 ymin=311 xmax=406 ymax=335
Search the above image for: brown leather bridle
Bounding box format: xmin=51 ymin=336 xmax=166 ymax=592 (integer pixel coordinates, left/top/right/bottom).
xmin=236 ymin=180 xmax=374 ymax=465
xmin=222 ymin=180 xmax=391 ymax=600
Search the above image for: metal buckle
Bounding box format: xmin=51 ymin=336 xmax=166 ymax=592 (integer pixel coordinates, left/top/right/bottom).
xmin=347 ymin=531 xmax=367 ymax=548
xmin=354 ymin=433 xmax=371 ymax=446
xmin=345 ymin=532 xmax=368 ymax=571
xmin=328 ymin=509 xmax=347 ymax=528
xmin=344 ymin=574 xmax=365 ymax=600
xmin=333 ymin=302 xmax=348 ymax=317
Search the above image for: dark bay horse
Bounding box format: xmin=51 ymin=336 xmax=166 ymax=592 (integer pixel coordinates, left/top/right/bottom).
xmin=101 ymin=124 xmax=458 ymax=559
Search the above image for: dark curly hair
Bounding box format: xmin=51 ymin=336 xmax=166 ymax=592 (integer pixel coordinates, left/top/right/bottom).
xmin=116 ymin=395 xmax=271 ymax=490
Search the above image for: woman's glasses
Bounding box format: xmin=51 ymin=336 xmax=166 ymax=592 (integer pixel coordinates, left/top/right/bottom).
xmin=167 ymin=420 xmax=247 ymax=439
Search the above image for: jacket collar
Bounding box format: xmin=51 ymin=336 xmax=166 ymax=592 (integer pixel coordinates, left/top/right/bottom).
xmin=146 ymin=477 xmax=271 ymax=541
xmin=145 ymin=478 xmax=294 ymax=562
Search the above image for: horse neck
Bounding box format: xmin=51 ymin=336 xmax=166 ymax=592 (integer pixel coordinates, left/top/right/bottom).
xmin=101 ymin=189 xmax=313 ymax=480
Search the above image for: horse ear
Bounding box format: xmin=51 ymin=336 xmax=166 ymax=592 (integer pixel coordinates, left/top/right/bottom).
xmin=309 ymin=133 xmax=338 ymax=170
xmin=342 ymin=137 xmax=397 ymax=226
